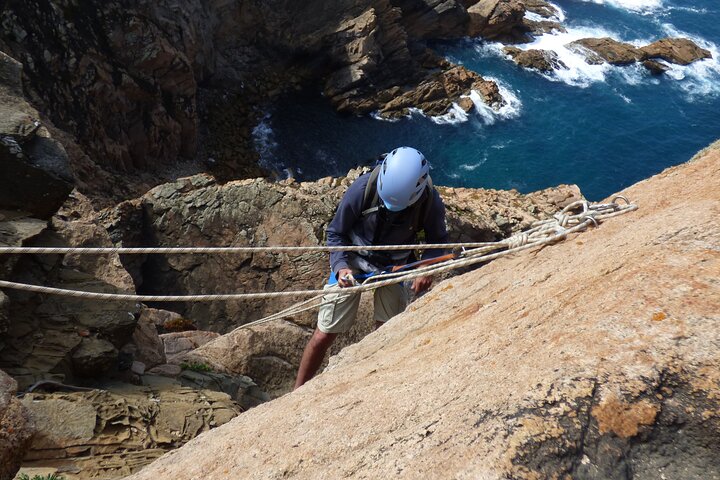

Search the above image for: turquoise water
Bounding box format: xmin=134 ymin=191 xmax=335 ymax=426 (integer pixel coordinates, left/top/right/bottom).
xmin=255 ymin=0 xmax=720 ymax=201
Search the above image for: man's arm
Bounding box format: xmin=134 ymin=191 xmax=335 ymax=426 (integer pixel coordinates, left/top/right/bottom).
xmin=327 ymin=175 xmax=368 ymax=274
xmin=411 ymin=188 xmax=448 ymax=294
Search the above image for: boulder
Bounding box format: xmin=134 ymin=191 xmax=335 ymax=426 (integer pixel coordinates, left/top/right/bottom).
xmin=504 ymin=46 xmax=567 ymax=72
xmin=568 ymin=37 xmax=645 ymax=65
xmin=131 ymin=309 xmax=167 ymax=369
xmin=643 ymin=59 xmax=670 ymax=75
xmin=125 ymin=140 xmax=720 ymax=480
xmin=20 ymin=382 xmax=240 ymax=478
xmin=0 ymin=51 xmax=73 ymax=219
xmin=0 ymin=369 xmax=36 ymax=480
xmin=640 ymin=37 xmax=712 ymax=65
xmin=71 ymin=338 xmax=118 ymax=378
xmin=161 ymin=331 xmax=220 ymax=364
xmin=467 ymin=0 xmax=529 ymax=42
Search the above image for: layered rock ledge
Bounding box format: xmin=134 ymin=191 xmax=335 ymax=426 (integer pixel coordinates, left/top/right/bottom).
xmin=127 ymin=142 xmax=720 ymax=479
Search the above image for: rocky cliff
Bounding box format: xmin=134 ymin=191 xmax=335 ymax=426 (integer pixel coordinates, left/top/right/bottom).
xmin=126 ymin=142 xmax=720 ymax=479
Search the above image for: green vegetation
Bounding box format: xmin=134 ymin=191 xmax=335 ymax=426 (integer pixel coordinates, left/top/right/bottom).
xmin=180 ymin=361 xmax=213 ymax=373
xmin=18 ymin=474 xmax=65 ymax=480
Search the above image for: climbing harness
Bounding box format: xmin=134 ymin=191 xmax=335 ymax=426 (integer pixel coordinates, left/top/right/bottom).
xmin=0 ymin=197 xmax=637 ymax=329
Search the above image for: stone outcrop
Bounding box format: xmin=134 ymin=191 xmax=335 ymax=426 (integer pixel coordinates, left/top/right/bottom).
xmin=640 ymin=38 xmax=713 ymax=65
xmin=19 ymin=383 xmax=240 ymax=478
xmin=126 ymin=141 xmax=720 ymax=479
xmin=0 ymin=51 xmax=73 ymax=219
xmin=0 ymin=193 xmax=138 ymax=390
xmin=503 ymin=46 xmax=566 ymax=72
xmin=467 ymin=0 xmax=527 ymax=41
xmin=568 ymin=37 xmax=712 ymax=71
xmin=339 ymin=64 xmax=504 ymax=119
xmin=0 ymin=369 xmax=35 ymax=480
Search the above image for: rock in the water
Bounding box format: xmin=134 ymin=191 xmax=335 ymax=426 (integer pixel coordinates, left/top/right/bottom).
xmin=566 ymin=36 xmax=711 ymax=70
xmin=503 ymin=46 xmax=566 ymax=72
xmin=0 ymin=369 xmax=36 ymax=480
xmin=643 ymin=59 xmax=670 ymax=75
xmin=568 ymin=37 xmax=645 ymax=65
xmin=0 ymin=51 xmax=73 ymax=219
xmin=125 ymin=142 xmax=720 ymax=479
xmin=343 ymin=64 xmax=504 ymax=119
xmin=640 ymin=37 xmax=712 ymax=65
xmin=20 ymin=383 xmax=241 ymax=477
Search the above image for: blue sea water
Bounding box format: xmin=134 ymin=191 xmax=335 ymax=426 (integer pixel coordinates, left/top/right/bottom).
xmin=255 ymin=0 xmax=720 ymax=201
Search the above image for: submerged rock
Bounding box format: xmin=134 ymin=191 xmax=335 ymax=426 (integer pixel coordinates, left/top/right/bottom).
xmin=125 ymin=140 xmax=720 ymax=480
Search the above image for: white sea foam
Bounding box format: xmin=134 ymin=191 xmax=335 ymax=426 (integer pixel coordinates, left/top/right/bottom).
xmin=656 ymin=24 xmax=720 ymax=100
xmin=459 ymin=156 xmax=487 ymax=171
xmin=470 ymin=79 xmax=523 ymax=125
xmin=252 ymin=114 xmax=279 ymax=171
xmin=511 ymin=24 xmax=620 ymax=87
xmin=569 ymin=0 xmax=663 ymax=14
xmin=429 ymin=103 xmax=471 ymax=125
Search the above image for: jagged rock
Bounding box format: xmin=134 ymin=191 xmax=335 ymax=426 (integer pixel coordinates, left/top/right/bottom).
xmin=339 ymin=64 xmax=504 ymax=119
xmin=131 ymin=308 xmax=167 ymax=369
xmin=147 ymin=364 xmax=183 ymax=377
xmin=643 ymin=59 xmax=670 ymax=75
xmin=567 ymin=37 xmax=711 ymax=70
xmin=176 ymin=370 xmax=270 ymax=410
xmin=503 ymin=46 xmax=566 ymax=72
xmin=126 ymin=141 xmax=720 ymax=480
xmin=0 ymin=369 xmax=35 ymax=480
xmin=640 ymin=37 xmax=712 ymax=65
xmin=392 ymin=0 xmax=470 ymax=40
xmin=20 ymin=382 xmax=241 ymax=478
xmin=161 ymin=331 xmax=220 ymax=364
xmin=467 ymin=0 xmax=529 ymax=42
xmin=522 ymin=18 xmax=565 ymax=36
xmin=0 ymin=193 xmax=138 ymax=389
xmin=0 ymin=51 xmax=73 ymax=219
xmin=568 ymin=37 xmax=645 ymax=65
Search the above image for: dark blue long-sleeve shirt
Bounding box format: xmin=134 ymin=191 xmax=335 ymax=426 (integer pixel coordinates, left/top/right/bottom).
xmin=327 ymin=172 xmax=448 ymax=273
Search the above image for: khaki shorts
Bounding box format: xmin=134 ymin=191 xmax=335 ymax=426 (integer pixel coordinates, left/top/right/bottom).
xmin=317 ymin=282 xmax=409 ymax=334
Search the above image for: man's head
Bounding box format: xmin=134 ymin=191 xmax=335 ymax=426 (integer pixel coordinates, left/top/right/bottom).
xmin=377 ymin=147 xmax=430 ymax=212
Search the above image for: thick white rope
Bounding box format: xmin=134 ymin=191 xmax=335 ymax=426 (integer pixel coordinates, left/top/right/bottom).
xmin=0 ymin=199 xmax=637 ymax=304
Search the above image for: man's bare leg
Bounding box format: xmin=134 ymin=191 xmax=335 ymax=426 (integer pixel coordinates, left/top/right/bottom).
xmin=294 ymin=329 xmax=338 ymax=389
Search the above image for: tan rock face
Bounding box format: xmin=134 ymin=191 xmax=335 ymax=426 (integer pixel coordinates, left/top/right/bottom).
xmin=20 ymin=383 xmax=241 ymax=478
xmin=127 ymin=141 xmax=720 ymax=479
xmin=640 ymin=37 xmax=713 ymax=65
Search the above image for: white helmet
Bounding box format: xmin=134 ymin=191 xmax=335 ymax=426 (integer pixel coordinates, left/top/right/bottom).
xmin=377 ymin=147 xmax=430 ymax=211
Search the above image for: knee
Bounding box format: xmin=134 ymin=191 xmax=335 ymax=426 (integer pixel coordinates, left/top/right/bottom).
xmin=310 ymin=329 xmax=337 ymax=349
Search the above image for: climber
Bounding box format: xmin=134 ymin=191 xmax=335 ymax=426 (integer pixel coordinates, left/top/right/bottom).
xmin=294 ymin=147 xmax=448 ymax=389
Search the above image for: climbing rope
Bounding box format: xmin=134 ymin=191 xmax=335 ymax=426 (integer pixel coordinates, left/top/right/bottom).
xmin=0 ymin=198 xmax=636 ymax=309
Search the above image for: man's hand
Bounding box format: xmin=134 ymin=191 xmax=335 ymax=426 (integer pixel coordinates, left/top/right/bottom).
xmin=336 ymin=268 xmax=356 ymax=288
xmin=410 ymin=275 xmax=433 ymax=295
